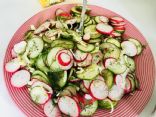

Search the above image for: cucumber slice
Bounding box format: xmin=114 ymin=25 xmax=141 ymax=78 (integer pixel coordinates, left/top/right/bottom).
xmin=124 ymin=55 xmax=135 ymax=72
xmin=36 ymin=55 xmax=49 ymax=73
xmin=84 ymin=25 xmax=102 ymax=38
xmin=89 ymin=38 xmax=101 ymax=43
xmin=101 ymin=69 xmax=113 ymax=89
xmin=128 ymin=38 xmax=143 ymax=55
xmin=32 ymin=75 xmax=49 ymax=84
xmin=50 ymin=60 xmax=63 ymax=72
xmin=71 ymin=6 xmax=90 ymax=15
xmin=42 ymin=34 xmax=54 ymax=43
xmin=32 ymin=70 xmax=47 ymax=78
xmin=84 ymin=15 xmax=91 ymax=24
xmin=47 ymin=47 xmax=63 ymax=66
xmin=77 ymin=43 xmax=95 ymax=52
xmin=107 ymin=61 xmax=127 ymax=74
xmin=77 ymin=64 xmax=99 ymax=80
xmin=80 ymin=101 xmax=98 ymax=116
xmin=51 ymin=40 xmax=74 ymax=49
xmin=27 ymin=37 xmax=44 ymax=58
xmin=84 ymin=20 xmax=92 ymax=27
xmin=106 ymin=38 xmax=121 ymax=48
xmin=127 ymin=76 xmax=136 ymax=92
xmin=100 ymin=42 xmax=121 ymax=59
xmin=98 ymin=98 xmax=118 ymax=109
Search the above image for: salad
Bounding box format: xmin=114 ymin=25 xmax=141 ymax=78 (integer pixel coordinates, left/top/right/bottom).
xmin=5 ymin=6 xmax=143 ymax=117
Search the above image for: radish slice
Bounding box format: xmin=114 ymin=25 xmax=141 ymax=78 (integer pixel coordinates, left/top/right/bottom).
xmin=112 ymin=22 xmax=125 ymax=26
xmin=83 ymin=33 xmax=91 ymax=41
xmin=83 ymin=94 xmax=96 ymax=104
xmin=108 ymin=85 xmax=124 ymax=101
xmin=13 ymin=41 xmax=27 ymax=54
xmin=96 ymin=23 xmax=113 ymax=35
xmin=55 ymin=8 xmax=64 ymax=16
xmin=30 ymin=86 xmax=50 ymax=105
xmin=90 ymin=80 xmax=108 ymax=100
xmin=121 ymin=41 xmax=137 ymax=57
xmin=57 ymin=52 xmax=71 ymax=66
xmin=11 ymin=49 xmax=17 ymax=58
xmin=99 ymin=16 xmax=109 ymax=23
xmin=58 ymin=96 xmax=80 ymax=117
xmin=11 ymin=70 xmax=30 ymax=88
xmin=73 ymin=50 xmax=88 ymax=62
xmin=5 ymin=58 xmax=21 ymax=73
xmin=110 ymin=16 xmax=124 ymax=23
xmin=34 ymin=21 xmax=50 ymax=34
xmin=77 ymin=53 xmax=92 ymax=67
xmin=104 ymin=58 xmax=116 ymax=68
xmin=31 ymin=81 xmax=53 ymax=94
xmin=114 ymin=75 xmax=126 ymax=89
xmin=96 ymin=75 xmax=104 ymax=81
xmin=114 ymin=27 xmax=125 ymax=30
xmin=59 ymin=61 xmax=73 ymax=70
xmin=83 ymin=80 xmax=91 ymax=90
xmin=110 ymin=31 xmax=121 ymax=37
xmin=44 ymin=100 xmax=61 ymax=117
xmin=124 ymin=78 xmax=131 ymax=93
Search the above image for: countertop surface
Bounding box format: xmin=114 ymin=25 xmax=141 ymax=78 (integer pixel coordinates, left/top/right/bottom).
xmin=0 ymin=0 xmax=155 ymax=117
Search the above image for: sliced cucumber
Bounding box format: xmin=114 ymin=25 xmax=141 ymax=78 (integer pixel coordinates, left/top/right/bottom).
xmin=84 ymin=20 xmax=92 ymax=27
xmin=36 ymin=55 xmax=49 ymax=73
xmin=84 ymin=25 xmax=102 ymax=38
xmin=32 ymin=70 xmax=47 ymax=78
xmin=77 ymin=43 xmax=95 ymax=52
xmin=50 ymin=60 xmax=63 ymax=72
xmin=80 ymin=101 xmax=98 ymax=116
xmin=77 ymin=64 xmax=99 ymax=80
xmin=127 ymin=76 xmax=136 ymax=92
xmin=101 ymin=69 xmax=114 ymax=89
xmin=51 ymin=39 xmax=74 ymax=49
xmin=27 ymin=37 xmax=44 ymax=58
xmin=42 ymin=34 xmax=54 ymax=43
xmin=100 ymin=42 xmax=121 ymax=59
xmin=71 ymin=6 xmax=90 ymax=15
xmin=106 ymin=38 xmax=121 ymax=48
xmin=47 ymin=47 xmax=63 ymax=66
xmin=32 ymin=75 xmax=49 ymax=84
xmin=89 ymin=38 xmax=101 ymax=43
xmin=124 ymin=55 xmax=135 ymax=72
xmin=84 ymin=15 xmax=91 ymax=24
xmin=128 ymin=38 xmax=143 ymax=55
xmin=98 ymin=98 xmax=118 ymax=109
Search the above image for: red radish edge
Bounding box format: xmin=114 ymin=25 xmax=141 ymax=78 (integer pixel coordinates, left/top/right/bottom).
xmin=96 ymin=23 xmax=113 ymax=35
xmin=57 ymin=52 xmax=71 ymax=66
xmin=110 ymin=16 xmax=124 ymax=23
xmin=83 ymin=80 xmax=91 ymax=90
xmin=124 ymin=78 xmax=132 ymax=93
xmin=74 ymin=53 xmax=88 ymax=63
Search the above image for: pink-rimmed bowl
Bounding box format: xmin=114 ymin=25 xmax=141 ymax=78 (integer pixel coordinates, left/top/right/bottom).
xmin=3 ymin=4 xmax=155 ymax=117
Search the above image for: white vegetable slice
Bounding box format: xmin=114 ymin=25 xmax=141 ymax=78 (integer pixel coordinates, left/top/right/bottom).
xmin=5 ymin=58 xmax=21 ymax=73
xmin=96 ymin=23 xmax=113 ymax=35
xmin=11 ymin=48 xmax=17 ymax=58
xmin=34 ymin=21 xmax=50 ymax=34
xmin=108 ymin=85 xmax=124 ymax=101
xmin=99 ymin=16 xmax=109 ymax=23
xmin=58 ymin=96 xmax=80 ymax=117
xmin=11 ymin=70 xmax=30 ymax=87
xmin=83 ymin=80 xmax=91 ymax=90
xmin=44 ymin=100 xmax=61 ymax=117
xmin=30 ymin=86 xmax=49 ymax=105
xmin=110 ymin=16 xmax=124 ymax=23
xmin=13 ymin=41 xmax=27 ymax=54
xmin=90 ymin=80 xmax=108 ymax=100
xmin=104 ymin=58 xmax=116 ymax=68
xmin=114 ymin=75 xmax=126 ymax=89
xmin=121 ymin=41 xmax=137 ymax=57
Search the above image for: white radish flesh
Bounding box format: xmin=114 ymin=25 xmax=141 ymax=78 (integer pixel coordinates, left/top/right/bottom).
xmin=104 ymin=58 xmax=116 ymax=68
xmin=11 ymin=49 xmax=17 ymax=58
xmin=58 ymin=96 xmax=80 ymax=117
xmin=13 ymin=41 xmax=27 ymax=54
xmin=108 ymin=85 xmax=124 ymax=101
xmin=99 ymin=16 xmax=109 ymax=23
xmin=110 ymin=16 xmax=124 ymax=23
xmin=121 ymin=41 xmax=137 ymax=57
xmin=96 ymin=23 xmax=113 ymax=35
xmin=11 ymin=70 xmax=30 ymax=87
xmin=114 ymin=75 xmax=126 ymax=89
xmin=90 ymin=80 xmax=108 ymax=100
xmin=44 ymin=100 xmax=61 ymax=117
xmin=5 ymin=58 xmax=21 ymax=73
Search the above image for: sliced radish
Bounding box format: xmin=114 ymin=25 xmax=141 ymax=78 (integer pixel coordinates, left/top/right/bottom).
xmin=11 ymin=70 xmax=30 ymax=88
xmin=110 ymin=31 xmax=121 ymax=37
xmin=90 ymin=80 xmax=108 ymax=100
xmin=30 ymin=86 xmax=50 ymax=105
xmin=112 ymin=22 xmax=125 ymax=26
xmin=96 ymin=23 xmax=113 ymax=35
xmin=110 ymin=16 xmax=124 ymax=23
xmin=57 ymin=52 xmax=71 ymax=66
xmin=59 ymin=61 xmax=73 ymax=70
xmin=13 ymin=41 xmax=27 ymax=54
xmin=5 ymin=58 xmax=21 ymax=73
xmin=96 ymin=75 xmax=104 ymax=81
xmin=58 ymin=96 xmax=80 ymax=117
xmin=108 ymin=85 xmax=124 ymax=101
xmin=11 ymin=48 xmax=17 ymax=58
xmin=31 ymin=81 xmax=53 ymax=94
xmin=99 ymin=16 xmax=109 ymax=23
xmin=124 ymin=78 xmax=132 ymax=93
xmin=83 ymin=80 xmax=91 ymax=90
xmin=44 ymin=100 xmax=61 ymax=117
xmin=114 ymin=75 xmax=126 ymax=89
xmin=104 ymin=58 xmax=116 ymax=68
xmin=55 ymin=8 xmax=65 ymax=16
xmin=121 ymin=41 xmax=137 ymax=57
xmin=73 ymin=50 xmax=88 ymax=62
xmin=114 ymin=26 xmax=125 ymax=30
xmin=83 ymin=94 xmax=96 ymax=104
xmin=83 ymin=33 xmax=91 ymax=41
xmin=77 ymin=53 xmax=92 ymax=67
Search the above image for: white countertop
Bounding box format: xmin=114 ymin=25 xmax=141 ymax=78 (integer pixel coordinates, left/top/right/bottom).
xmin=0 ymin=0 xmax=155 ymax=117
